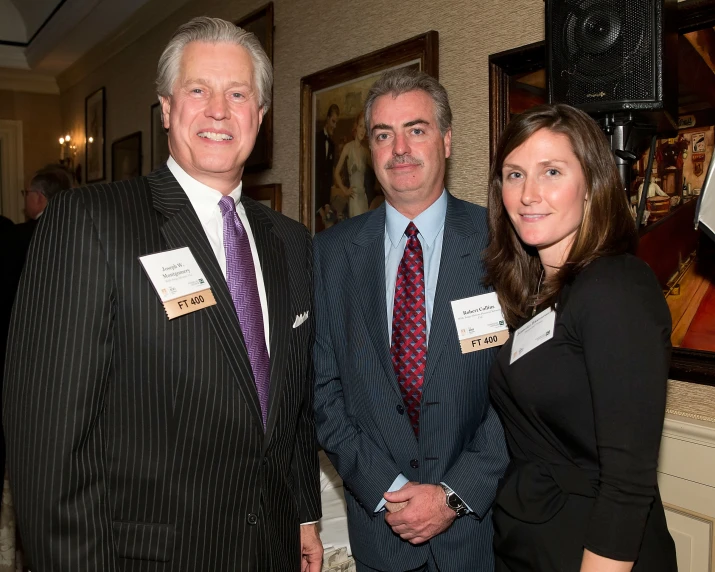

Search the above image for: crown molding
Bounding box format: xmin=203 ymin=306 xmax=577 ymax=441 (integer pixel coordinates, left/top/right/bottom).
xmin=0 ymin=67 xmax=59 ymax=94
xmin=56 ymin=0 xmax=192 ymax=91
xmin=0 ymin=44 xmax=30 ymax=70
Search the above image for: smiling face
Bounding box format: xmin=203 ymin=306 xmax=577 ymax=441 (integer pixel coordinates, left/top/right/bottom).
xmin=161 ymin=41 xmax=264 ymax=193
xmin=369 ymin=90 xmax=451 ymax=218
xmin=501 ymin=128 xmax=588 ymax=273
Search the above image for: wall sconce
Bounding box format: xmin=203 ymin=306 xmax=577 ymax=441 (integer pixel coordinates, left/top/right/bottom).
xmin=59 ymin=133 xmax=81 ymax=183
xmin=59 ymin=133 xmax=78 ymax=163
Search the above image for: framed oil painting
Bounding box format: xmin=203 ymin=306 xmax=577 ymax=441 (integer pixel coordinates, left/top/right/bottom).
xmin=236 ymin=2 xmax=274 ymax=172
xmin=244 ymin=183 xmax=282 ymax=212
xmin=112 ymin=131 xmax=142 ymax=182
xmin=151 ymin=102 xmax=170 ymax=170
xmin=85 ymin=87 xmax=106 ymax=183
xmin=299 ymin=31 xmax=438 ymax=234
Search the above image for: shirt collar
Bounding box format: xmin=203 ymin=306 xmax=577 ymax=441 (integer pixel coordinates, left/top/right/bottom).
xmin=167 ymin=156 xmax=242 ymax=225
xmin=385 ymin=189 xmax=448 ymax=249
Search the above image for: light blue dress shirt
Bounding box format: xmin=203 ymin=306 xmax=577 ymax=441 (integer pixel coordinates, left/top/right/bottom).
xmin=375 ymin=190 xmax=471 ymax=513
xmin=384 ymin=190 xmax=447 ymax=344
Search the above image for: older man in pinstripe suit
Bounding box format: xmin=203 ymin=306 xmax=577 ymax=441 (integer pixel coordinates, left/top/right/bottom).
xmin=4 ymin=17 xmax=322 ymax=572
xmin=314 ymin=69 xmax=509 ymax=571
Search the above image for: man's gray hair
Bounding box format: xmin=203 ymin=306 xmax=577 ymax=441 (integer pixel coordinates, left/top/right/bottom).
xmin=156 ymin=16 xmax=273 ymax=111
xmin=364 ymin=68 xmax=452 ymax=137
xmin=31 ymin=165 xmax=72 ymax=200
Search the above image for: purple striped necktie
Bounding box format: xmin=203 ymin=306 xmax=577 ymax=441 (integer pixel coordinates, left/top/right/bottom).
xmin=219 ymin=195 xmax=270 ymax=428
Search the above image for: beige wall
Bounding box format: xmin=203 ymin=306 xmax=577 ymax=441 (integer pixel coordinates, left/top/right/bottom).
xmin=0 ymin=90 xmax=62 ymax=189
xmin=58 ymin=0 xmax=544 ymax=213
xmin=57 ymin=0 xmax=715 ymax=418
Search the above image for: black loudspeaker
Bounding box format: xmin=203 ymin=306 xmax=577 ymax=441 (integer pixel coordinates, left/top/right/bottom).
xmin=547 ymin=0 xmax=678 ymax=131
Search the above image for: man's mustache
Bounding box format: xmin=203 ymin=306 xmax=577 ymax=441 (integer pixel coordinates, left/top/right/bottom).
xmin=385 ymin=155 xmax=423 ymax=169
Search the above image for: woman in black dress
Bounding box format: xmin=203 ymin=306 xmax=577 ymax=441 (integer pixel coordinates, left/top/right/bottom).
xmin=485 ymin=104 xmax=677 ymax=572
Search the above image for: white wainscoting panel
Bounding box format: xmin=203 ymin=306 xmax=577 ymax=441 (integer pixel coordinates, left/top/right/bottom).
xmin=658 ymin=414 xmax=715 ymax=572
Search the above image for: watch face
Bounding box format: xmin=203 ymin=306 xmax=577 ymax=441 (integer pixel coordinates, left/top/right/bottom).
xmin=447 ymin=493 xmax=464 ymax=511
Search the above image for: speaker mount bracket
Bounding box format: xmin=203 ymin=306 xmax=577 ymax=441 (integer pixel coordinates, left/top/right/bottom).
xmin=596 ymin=112 xmax=657 ymax=198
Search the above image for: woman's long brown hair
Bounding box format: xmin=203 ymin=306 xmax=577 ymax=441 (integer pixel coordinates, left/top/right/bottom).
xmin=484 ymin=104 xmax=637 ymax=328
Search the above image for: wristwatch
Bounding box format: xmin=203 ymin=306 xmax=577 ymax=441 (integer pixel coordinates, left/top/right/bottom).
xmin=440 ymin=484 xmax=468 ymax=517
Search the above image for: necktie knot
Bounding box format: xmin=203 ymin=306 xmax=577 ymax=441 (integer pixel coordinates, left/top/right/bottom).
xmin=218 ymin=196 xmax=235 ymax=217
xmin=405 ymin=222 xmax=419 ymax=239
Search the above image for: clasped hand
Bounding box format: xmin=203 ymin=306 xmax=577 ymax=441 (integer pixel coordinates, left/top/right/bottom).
xmin=382 ymin=482 xmax=456 ymax=544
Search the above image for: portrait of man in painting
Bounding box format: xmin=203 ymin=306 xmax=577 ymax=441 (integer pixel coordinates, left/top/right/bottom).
xmin=312 ymin=63 xmax=418 ymax=233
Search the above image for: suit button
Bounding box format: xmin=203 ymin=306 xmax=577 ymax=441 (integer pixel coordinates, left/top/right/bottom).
xmin=247 ymin=513 xmax=258 ymax=525
xmin=396 ymin=404 xmax=405 ymax=415
xmin=410 ymin=459 xmax=419 ymax=469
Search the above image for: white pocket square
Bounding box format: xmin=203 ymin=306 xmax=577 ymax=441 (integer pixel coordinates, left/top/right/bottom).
xmin=292 ymin=311 xmax=309 ymax=328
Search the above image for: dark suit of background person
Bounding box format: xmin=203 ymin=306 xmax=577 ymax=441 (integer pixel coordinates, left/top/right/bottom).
xmin=315 ymin=105 xmax=339 ymax=217
xmin=0 ymin=215 xmax=12 ymax=233
xmin=3 ymin=18 xmax=321 ymax=572
xmin=0 ymin=167 xmax=70 ymax=483
xmin=313 ymin=69 xmax=508 ymax=572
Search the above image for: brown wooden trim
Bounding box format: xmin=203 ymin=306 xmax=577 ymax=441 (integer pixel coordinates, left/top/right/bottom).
xmin=299 ymin=80 xmax=312 ymax=231
xmin=671 ymin=348 xmax=715 ymax=387
xmin=488 ymin=41 xmax=545 ymax=164
xmin=678 ymin=0 xmax=715 ymax=34
xmin=489 ymin=61 xmax=508 ymax=163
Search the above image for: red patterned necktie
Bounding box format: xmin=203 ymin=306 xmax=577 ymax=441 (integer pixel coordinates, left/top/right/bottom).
xmin=390 ymin=222 xmax=427 ymax=437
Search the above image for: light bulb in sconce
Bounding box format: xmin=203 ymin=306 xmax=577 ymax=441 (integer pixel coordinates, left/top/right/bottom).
xmin=59 ymin=137 xmax=65 ymax=144
xmin=65 ymin=134 xmax=71 ymax=141
xmin=88 ymin=136 xmax=94 ymax=143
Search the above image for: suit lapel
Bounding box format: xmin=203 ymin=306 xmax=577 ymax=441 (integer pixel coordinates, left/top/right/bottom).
xmin=241 ymin=198 xmax=291 ymax=448
xmin=147 ymin=167 xmax=264 ymax=431
xmin=347 ymin=206 xmax=403 ymax=401
xmin=424 ymin=194 xmax=482 ymax=388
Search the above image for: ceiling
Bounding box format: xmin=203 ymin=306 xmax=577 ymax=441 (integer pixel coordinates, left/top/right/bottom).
xmin=0 ymin=0 xmax=190 ymax=92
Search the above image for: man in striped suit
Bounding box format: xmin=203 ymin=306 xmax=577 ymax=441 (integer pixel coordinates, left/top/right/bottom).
xmin=313 ymin=69 xmax=509 ymax=571
xmin=4 ymin=17 xmax=322 ymax=572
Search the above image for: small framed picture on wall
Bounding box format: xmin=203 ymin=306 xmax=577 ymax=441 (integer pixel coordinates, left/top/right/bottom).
xmin=244 ymin=183 xmax=282 ymax=212
xmin=112 ymin=131 xmax=142 ymax=182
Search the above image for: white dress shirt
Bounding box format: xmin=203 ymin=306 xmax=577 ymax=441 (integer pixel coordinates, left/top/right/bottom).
xmin=168 ymin=159 xmax=319 ymax=525
xmin=167 ymin=157 xmax=270 ymax=353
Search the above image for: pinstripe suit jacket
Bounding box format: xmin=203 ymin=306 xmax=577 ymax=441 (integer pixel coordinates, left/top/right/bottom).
xmin=3 ymin=166 xmax=321 ymax=572
xmin=313 ymin=194 xmax=508 ymax=571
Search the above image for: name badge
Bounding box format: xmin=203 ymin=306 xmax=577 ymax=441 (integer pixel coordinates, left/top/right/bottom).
xmin=139 ymin=247 xmax=217 ymax=319
xmin=509 ymin=307 xmax=556 ymax=364
xmin=451 ymin=292 xmax=509 ymax=354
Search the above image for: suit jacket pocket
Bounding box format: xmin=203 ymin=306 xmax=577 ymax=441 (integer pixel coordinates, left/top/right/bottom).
xmin=112 ymin=521 xmax=175 ymax=562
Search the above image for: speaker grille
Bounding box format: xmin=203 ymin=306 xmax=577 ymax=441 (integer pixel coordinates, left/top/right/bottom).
xmin=550 ymin=0 xmax=656 ymax=106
